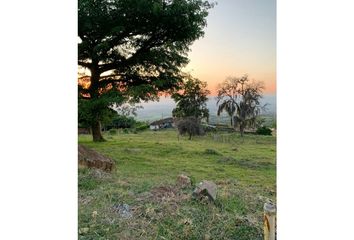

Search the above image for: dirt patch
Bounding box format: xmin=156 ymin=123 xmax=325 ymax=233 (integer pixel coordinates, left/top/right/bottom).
xmin=136 ymin=185 xmax=190 ymax=205
xmin=150 ymin=186 xmax=181 ymax=203
xmin=78 ymin=144 xmax=115 ymax=172
xmin=78 ymin=194 xmax=93 ymax=205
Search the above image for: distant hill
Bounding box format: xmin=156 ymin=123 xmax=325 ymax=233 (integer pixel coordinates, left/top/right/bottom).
xmin=135 ymin=95 xmax=276 ymax=123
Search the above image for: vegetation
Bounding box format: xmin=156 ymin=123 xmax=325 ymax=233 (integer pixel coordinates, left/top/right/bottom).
xmin=172 ymin=76 xmax=210 ymax=121
xmin=217 ymin=75 xmax=266 ymax=137
xmin=256 ymin=126 xmax=272 ymax=136
xmin=108 ymin=129 xmax=117 ymax=135
xmin=135 ymin=122 xmax=150 ymax=131
xmin=79 ymin=130 xmax=276 ymax=239
xmin=78 ymin=0 xmax=214 ymax=141
xmin=175 ymin=116 xmax=204 ymax=140
xmin=110 ymin=115 xmax=137 ymax=129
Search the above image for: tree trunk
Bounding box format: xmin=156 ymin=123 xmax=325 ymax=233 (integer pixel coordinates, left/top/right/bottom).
xmin=88 ymin=64 xmax=105 ymax=142
xmin=240 ymin=125 xmax=244 ymax=138
xmin=91 ymin=120 xmax=105 ymax=142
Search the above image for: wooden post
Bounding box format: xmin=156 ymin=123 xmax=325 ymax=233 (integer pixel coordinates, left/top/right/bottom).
xmin=263 ymin=202 xmax=276 ymax=240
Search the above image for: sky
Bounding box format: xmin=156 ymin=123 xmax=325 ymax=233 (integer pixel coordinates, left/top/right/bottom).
xmin=183 ymin=0 xmax=276 ymax=95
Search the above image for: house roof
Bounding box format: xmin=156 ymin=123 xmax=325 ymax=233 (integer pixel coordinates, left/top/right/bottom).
xmin=150 ymin=117 xmax=174 ymax=126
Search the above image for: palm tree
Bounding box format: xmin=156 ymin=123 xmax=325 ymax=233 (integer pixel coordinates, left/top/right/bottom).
xmin=216 ymin=99 xmax=236 ymax=127
xmin=216 ymin=75 xmax=265 ymax=137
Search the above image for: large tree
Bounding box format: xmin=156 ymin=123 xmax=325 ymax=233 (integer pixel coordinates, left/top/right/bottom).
xmin=171 ymin=75 xmax=210 ymax=121
xmin=78 ymin=0 xmax=214 ymax=141
xmin=216 ymin=75 xmax=265 ymax=137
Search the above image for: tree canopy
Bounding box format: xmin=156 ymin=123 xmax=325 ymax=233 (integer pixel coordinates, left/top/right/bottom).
xmin=171 ymin=75 xmax=210 ymax=120
xmin=78 ymin=0 xmax=214 ymax=141
xmin=216 ymin=75 xmax=265 ymax=137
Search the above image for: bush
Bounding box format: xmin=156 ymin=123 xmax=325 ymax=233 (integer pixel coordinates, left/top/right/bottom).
xmin=202 ymin=124 xmax=217 ymax=133
xmin=112 ymin=115 xmax=136 ymax=128
xmin=136 ymin=122 xmax=149 ymax=131
xmin=123 ymin=128 xmax=130 ymax=134
xmin=109 ymin=129 xmax=117 ymax=135
xmin=176 ymin=117 xmax=204 ymax=140
xmin=256 ymin=126 xmax=272 ymax=135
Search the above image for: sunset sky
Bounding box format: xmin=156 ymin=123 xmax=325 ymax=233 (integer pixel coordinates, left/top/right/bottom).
xmin=183 ymin=0 xmax=276 ymax=95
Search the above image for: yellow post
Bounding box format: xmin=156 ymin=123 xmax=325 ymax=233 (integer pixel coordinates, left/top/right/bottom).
xmin=263 ymin=202 xmax=276 ymax=240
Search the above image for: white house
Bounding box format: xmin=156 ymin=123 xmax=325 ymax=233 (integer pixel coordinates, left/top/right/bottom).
xmin=149 ymin=117 xmax=174 ymax=130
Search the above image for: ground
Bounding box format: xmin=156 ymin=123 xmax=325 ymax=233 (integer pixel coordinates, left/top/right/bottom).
xmin=78 ymin=129 xmax=276 ymax=240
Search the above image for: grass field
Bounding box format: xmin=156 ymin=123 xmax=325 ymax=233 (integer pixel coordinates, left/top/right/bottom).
xmin=78 ymin=129 xmax=276 ymax=240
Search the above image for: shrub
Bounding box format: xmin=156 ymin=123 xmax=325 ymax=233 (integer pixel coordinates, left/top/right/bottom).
xmin=256 ymin=126 xmax=272 ymax=135
xmin=112 ymin=115 xmax=136 ymax=128
xmin=109 ymin=129 xmax=117 ymax=135
xmin=202 ymin=124 xmax=217 ymax=133
xmin=176 ymin=117 xmax=204 ymax=140
xmin=136 ymin=123 xmax=149 ymax=131
xmin=123 ymin=128 xmax=130 ymax=134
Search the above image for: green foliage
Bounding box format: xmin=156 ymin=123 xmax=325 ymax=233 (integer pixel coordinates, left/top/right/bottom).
xmin=172 ymin=76 xmax=210 ymax=120
xmin=78 ymin=169 xmax=100 ymax=191
xmin=217 ymin=75 xmax=265 ymax=136
xmin=135 ymin=122 xmax=149 ymax=131
xmin=176 ymin=117 xmax=204 ymax=140
xmin=78 ymin=96 xmax=123 ymax=128
xmin=111 ymin=115 xmax=137 ymax=129
xmin=202 ymin=124 xmax=217 ymax=133
xmin=256 ymin=126 xmax=272 ymax=135
xmin=109 ymin=129 xmax=117 ymax=135
xmin=78 ymin=0 xmax=214 ymax=141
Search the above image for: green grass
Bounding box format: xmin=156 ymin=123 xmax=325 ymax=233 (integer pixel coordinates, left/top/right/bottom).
xmin=78 ymin=129 xmax=276 ymax=239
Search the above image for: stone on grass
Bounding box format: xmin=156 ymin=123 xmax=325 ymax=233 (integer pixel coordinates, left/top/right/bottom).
xmin=78 ymin=144 xmax=115 ymax=172
xmin=79 ymin=227 xmax=89 ymax=234
xmin=177 ymin=174 xmax=191 ymax=188
xmin=192 ymin=180 xmax=217 ymax=202
xmin=112 ymin=203 xmax=132 ymax=219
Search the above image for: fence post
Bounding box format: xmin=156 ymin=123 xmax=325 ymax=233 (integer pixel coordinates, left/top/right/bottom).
xmin=263 ymin=202 xmax=276 ymax=240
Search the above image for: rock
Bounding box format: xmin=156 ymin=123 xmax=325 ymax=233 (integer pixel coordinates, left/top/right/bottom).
xmin=177 ymin=174 xmax=191 ymax=188
xmin=192 ymin=180 xmax=217 ymax=202
xmin=79 ymin=227 xmax=89 ymax=234
xmin=204 ymin=234 xmax=211 ymax=240
xmin=78 ymin=144 xmax=115 ymax=172
xmin=91 ymin=211 xmax=98 ymax=219
xmin=112 ymin=203 xmax=132 ymax=219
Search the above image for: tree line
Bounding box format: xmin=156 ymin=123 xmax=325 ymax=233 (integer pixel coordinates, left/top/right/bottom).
xmin=172 ymin=74 xmax=266 ymax=139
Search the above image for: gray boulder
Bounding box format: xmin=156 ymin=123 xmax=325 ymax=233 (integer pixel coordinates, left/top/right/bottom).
xmin=192 ymin=180 xmax=217 ymax=202
xmin=112 ymin=203 xmax=132 ymax=219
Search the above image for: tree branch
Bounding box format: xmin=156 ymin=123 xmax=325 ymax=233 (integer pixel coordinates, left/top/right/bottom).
xmin=78 ymin=61 xmax=92 ymax=69
xmin=98 ymin=33 xmax=166 ymax=74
